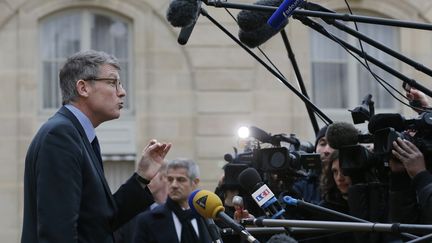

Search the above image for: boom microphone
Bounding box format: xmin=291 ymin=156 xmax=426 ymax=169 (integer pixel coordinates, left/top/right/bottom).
xmin=267 ymin=0 xmax=305 ymax=29
xmin=189 ymin=189 xmax=260 ymax=243
xmin=236 ymin=0 xmax=286 ymax=48
xmin=325 ymin=122 xmax=359 ymax=149
xmin=237 ymin=0 xmax=283 ymax=31
xmin=166 ymin=0 xmax=199 ymax=27
xmin=239 ymin=25 xmax=281 ymax=48
xmin=177 ymin=2 xmax=202 ymax=45
xmin=238 ymin=168 xmax=286 ymax=219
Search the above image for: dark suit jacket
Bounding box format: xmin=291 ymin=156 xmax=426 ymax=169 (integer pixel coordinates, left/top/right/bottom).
xmin=133 ymin=204 xmax=212 ymax=243
xmin=21 ymin=106 xmax=154 ymax=243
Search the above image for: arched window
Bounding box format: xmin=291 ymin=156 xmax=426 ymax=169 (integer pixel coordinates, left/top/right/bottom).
xmin=310 ymin=13 xmax=400 ymax=111
xmin=39 ymin=9 xmax=131 ymax=110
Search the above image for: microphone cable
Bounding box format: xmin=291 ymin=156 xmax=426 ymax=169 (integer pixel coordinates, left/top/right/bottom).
xmin=217 ymin=2 xmax=331 ymax=125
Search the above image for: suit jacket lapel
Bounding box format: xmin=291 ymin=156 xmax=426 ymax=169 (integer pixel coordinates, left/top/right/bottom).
xmin=58 ymin=107 xmax=116 ymax=207
xmin=152 ymin=206 xmax=180 ymax=242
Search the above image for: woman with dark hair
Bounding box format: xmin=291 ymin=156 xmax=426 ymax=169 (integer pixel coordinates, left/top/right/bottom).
xmin=319 ymin=151 xmax=352 ymax=217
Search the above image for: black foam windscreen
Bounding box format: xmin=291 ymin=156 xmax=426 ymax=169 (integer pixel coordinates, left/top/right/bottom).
xmin=238 ymin=25 xmax=280 ymax=48
xmin=326 ymin=122 xmax=359 ymax=149
xmin=166 ymin=0 xmax=198 ymax=27
xmin=237 ymin=0 xmax=283 ymax=32
xmin=238 ymin=167 xmax=262 ymax=193
xmin=236 ymin=0 xmax=285 ymax=48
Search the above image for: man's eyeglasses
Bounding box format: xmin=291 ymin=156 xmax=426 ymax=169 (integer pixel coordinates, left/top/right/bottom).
xmin=88 ymin=78 xmax=124 ymax=92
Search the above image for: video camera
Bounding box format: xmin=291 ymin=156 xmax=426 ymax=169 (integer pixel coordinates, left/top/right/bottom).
xmin=222 ymin=126 xmax=320 ymax=193
xmin=337 ymin=95 xmax=432 ymax=178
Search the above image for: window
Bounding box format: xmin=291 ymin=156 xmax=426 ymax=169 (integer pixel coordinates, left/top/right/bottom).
xmin=310 ymin=16 xmax=400 ymax=110
xmin=39 ymin=9 xmax=131 ymax=110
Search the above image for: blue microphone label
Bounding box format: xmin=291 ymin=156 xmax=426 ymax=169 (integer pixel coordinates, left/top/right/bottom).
xmin=251 ymin=184 xmax=274 ymax=207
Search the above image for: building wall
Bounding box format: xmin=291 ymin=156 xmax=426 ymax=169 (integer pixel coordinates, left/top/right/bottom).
xmin=0 ymin=0 xmax=431 ymax=241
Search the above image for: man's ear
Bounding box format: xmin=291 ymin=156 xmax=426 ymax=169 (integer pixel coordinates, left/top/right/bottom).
xmin=192 ymin=178 xmax=200 ymax=188
xmin=76 ymin=79 xmax=90 ymax=97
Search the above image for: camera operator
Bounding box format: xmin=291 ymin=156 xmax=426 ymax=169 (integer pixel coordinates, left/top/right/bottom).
xmin=390 ymin=137 xmax=432 ymax=224
xmin=387 ymin=84 xmax=432 ymax=224
xmin=291 ymin=126 xmax=335 ymax=205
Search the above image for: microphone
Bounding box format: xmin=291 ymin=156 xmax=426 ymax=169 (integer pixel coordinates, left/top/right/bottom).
xmin=189 ymin=189 xmax=260 ymax=243
xmin=238 ymin=168 xmax=286 ymax=219
xmin=368 ymin=113 xmax=406 ymax=134
xmin=325 ymin=122 xmax=359 ymax=149
xmin=188 ymin=189 xmax=223 ymax=243
xmin=205 ymin=218 xmax=223 ymax=243
xmin=166 ymin=0 xmax=199 ymax=27
xmin=249 ymin=126 xmax=273 ymax=144
xmin=239 ymin=25 xmax=281 ymax=49
xmin=177 ymin=2 xmax=202 ymax=45
xmin=349 ymin=94 xmax=375 ymax=124
xmin=267 ymin=0 xmax=305 ymax=29
xmin=236 ymin=0 xmax=286 ymax=48
xmin=237 ymin=0 xmax=283 ymax=31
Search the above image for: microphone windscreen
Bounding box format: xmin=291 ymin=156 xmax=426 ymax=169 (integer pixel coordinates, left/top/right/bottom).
xmin=239 ymin=24 xmax=281 ymax=48
xmin=166 ymin=0 xmax=198 ymax=27
xmin=326 ymin=122 xmax=359 ymax=149
xmin=237 ymin=0 xmax=284 ymax=32
xmin=368 ymin=113 xmax=405 ymax=134
xmin=238 ymin=167 xmax=262 ymax=193
xmin=189 ymin=189 xmax=224 ymax=219
xmin=188 ymin=189 xmax=201 ymax=215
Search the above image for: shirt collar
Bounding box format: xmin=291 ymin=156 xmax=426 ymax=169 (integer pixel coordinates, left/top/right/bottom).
xmin=65 ymin=104 xmax=96 ymax=143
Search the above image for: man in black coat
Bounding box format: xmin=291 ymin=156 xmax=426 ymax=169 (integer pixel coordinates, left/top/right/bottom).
xmin=21 ymin=50 xmax=171 ymax=243
xmin=133 ymin=158 xmax=212 ymax=243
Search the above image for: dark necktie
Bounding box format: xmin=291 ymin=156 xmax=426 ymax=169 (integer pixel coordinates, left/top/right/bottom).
xmin=91 ymin=136 xmax=104 ymax=171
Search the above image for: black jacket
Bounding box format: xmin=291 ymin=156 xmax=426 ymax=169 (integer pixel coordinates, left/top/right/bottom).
xmin=21 ymin=107 xmax=154 ymax=243
xmin=390 ymin=170 xmax=432 ymax=224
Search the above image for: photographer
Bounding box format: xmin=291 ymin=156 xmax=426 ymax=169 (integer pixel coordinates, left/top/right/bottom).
xmin=390 ymin=137 xmax=432 ymax=224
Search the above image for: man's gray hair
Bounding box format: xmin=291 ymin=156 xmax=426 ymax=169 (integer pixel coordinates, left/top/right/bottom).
xmin=59 ymin=50 xmax=120 ymax=105
xmin=166 ymin=158 xmax=200 ymax=181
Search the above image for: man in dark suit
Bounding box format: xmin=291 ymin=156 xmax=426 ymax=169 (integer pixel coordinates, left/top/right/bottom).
xmin=133 ymin=158 xmax=212 ymax=243
xmin=21 ymin=50 xmax=171 ymax=243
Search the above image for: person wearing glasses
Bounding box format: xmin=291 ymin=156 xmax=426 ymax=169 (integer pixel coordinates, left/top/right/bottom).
xmin=21 ymin=50 xmax=172 ymax=243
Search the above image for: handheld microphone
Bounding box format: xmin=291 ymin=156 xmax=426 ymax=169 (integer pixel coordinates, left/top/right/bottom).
xmin=188 ymin=190 xmax=223 ymax=243
xmin=267 ymin=0 xmax=304 ymax=29
xmin=325 ymin=122 xmax=359 ymax=149
xmin=189 ymin=189 xmax=260 ymax=243
xmin=166 ymin=0 xmax=199 ymax=27
xmin=238 ymin=168 xmax=286 ymax=219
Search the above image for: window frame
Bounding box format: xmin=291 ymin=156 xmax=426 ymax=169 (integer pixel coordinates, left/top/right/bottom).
xmin=309 ymin=13 xmax=401 ymax=116
xmin=38 ymin=8 xmax=134 ymax=115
